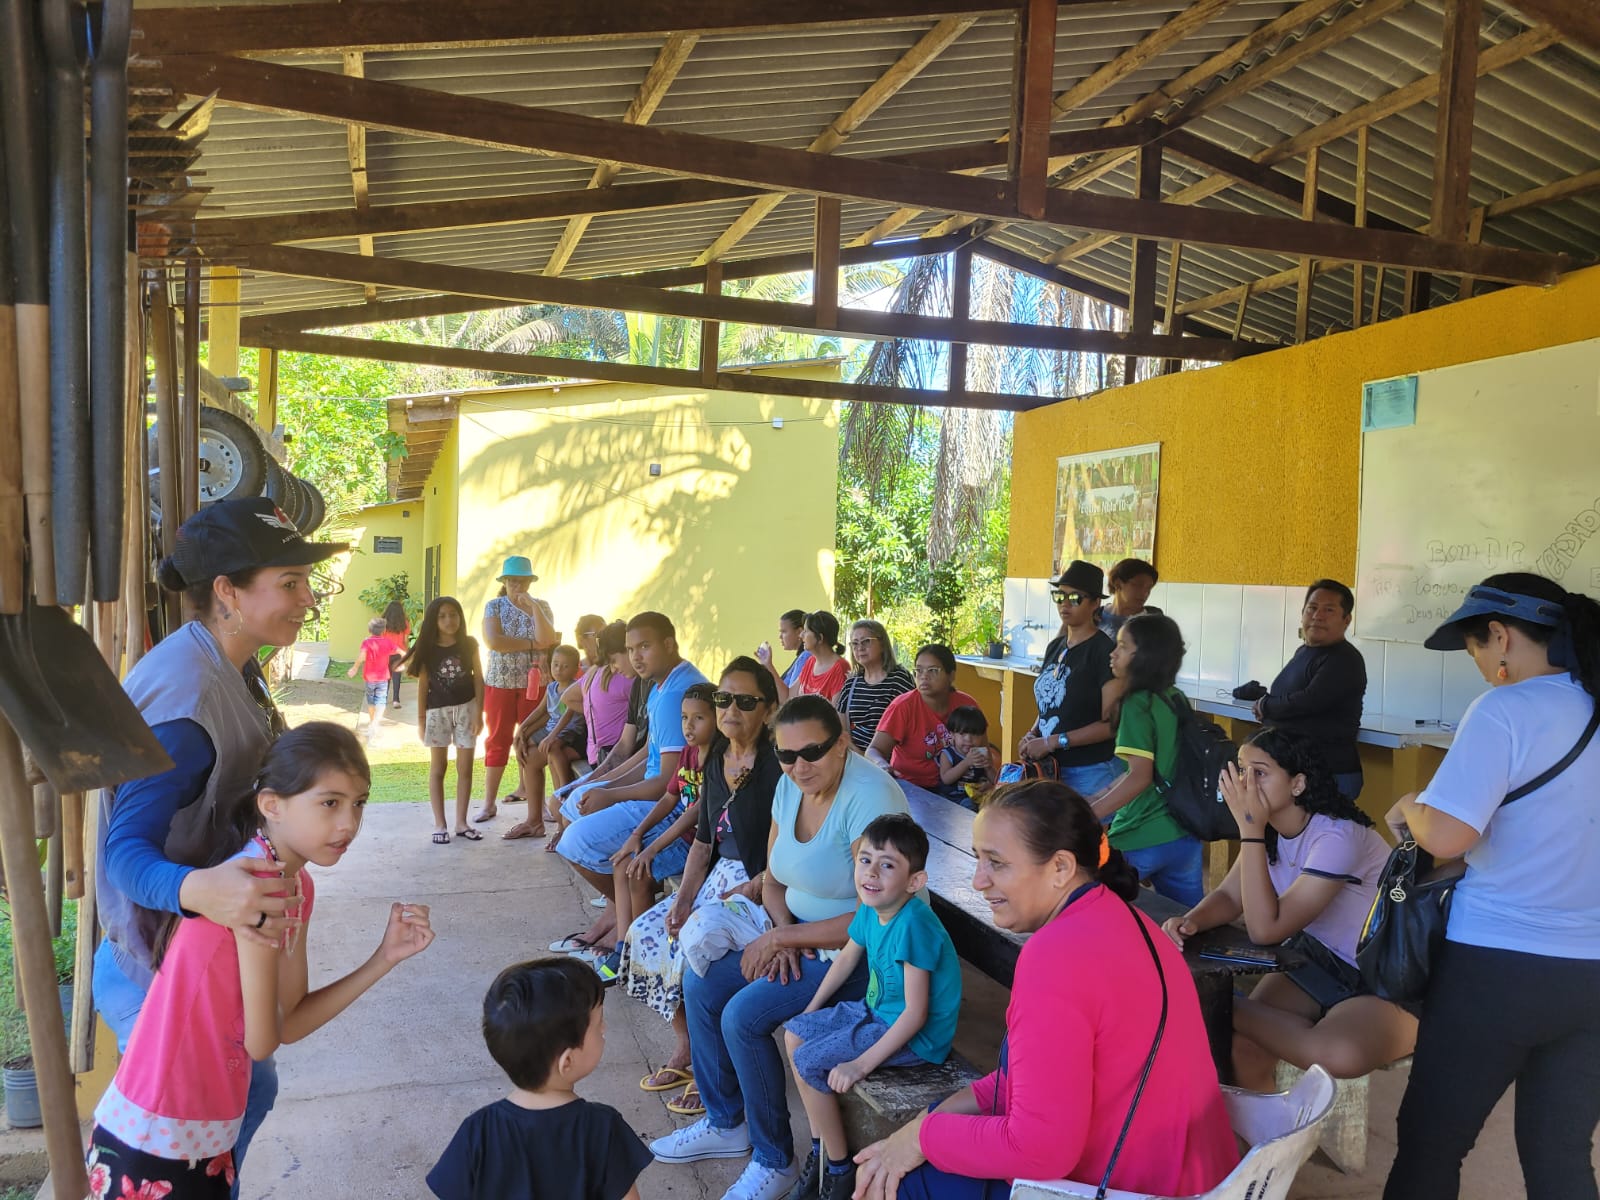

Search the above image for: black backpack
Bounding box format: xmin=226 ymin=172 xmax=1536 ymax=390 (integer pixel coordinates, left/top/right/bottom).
xmin=1147 ymin=690 xmax=1240 ymax=842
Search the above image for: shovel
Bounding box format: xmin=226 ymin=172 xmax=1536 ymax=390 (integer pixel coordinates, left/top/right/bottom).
xmin=0 ymin=599 xmax=171 ymax=794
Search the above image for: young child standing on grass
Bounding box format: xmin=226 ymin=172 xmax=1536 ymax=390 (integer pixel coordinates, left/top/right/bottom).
xmin=347 ymin=616 xmax=395 ymax=741
xmin=937 ymin=705 xmax=999 ymax=810
xmin=783 ymin=813 xmax=962 ymax=1200
xmin=86 ymin=723 xmax=435 ymax=1199
xmin=428 ymin=958 xmax=651 ymax=1200
xmin=402 ymin=596 xmax=487 ymax=845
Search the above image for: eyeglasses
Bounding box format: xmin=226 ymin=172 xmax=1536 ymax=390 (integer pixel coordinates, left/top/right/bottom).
xmin=1051 ymin=591 xmax=1089 ymax=606
xmin=848 ymin=638 xmax=879 ymax=649
xmin=913 ymin=666 xmax=947 ymax=678
xmin=711 ymin=691 xmax=762 ymax=712
xmin=775 ymin=729 xmax=842 ymax=765
xmin=579 ymin=630 xmax=599 ymax=639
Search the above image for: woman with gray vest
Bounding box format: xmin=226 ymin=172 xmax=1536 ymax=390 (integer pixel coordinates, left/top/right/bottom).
xmin=93 ymin=497 xmax=345 ymax=1192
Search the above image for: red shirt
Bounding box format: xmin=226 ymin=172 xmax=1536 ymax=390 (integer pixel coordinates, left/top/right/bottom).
xmin=796 ymin=655 xmax=848 ymax=701
xmin=875 ymin=688 xmax=979 ymax=789
xmin=360 ymin=636 xmax=394 ymax=683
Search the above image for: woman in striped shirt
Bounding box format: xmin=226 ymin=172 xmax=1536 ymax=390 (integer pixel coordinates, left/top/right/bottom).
xmin=835 ymin=619 xmax=914 ymax=752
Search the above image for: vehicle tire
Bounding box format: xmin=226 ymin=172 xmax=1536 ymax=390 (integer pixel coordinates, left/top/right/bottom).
xmin=279 ymin=469 xmax=307 ymax=528
xmin=264 ymin=458 xmax=293 ymax=509
xmin=197 ymin=406 xmax=269 ymax=503
xmin=297 ymin=479 xmax=326 ymax=536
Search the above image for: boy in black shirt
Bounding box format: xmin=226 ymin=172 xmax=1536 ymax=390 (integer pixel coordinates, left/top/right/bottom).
xmin=428 ymin=959 xmax=651 ymax=1200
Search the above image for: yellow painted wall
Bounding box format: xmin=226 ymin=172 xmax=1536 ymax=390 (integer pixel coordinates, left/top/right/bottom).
xmin=451 ymin=365 xmax=839 ymax=673
xmin=421 ymin=421 xmax=460 ymax=602
xmin=324 ymin=500 xmax=426 ymax=655
xmin=1010 ymin=263 xmax=1600 ymax=584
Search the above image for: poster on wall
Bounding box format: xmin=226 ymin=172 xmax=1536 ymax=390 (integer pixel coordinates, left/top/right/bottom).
xmin=1052 ymin=443 xmax=1161 ymax=575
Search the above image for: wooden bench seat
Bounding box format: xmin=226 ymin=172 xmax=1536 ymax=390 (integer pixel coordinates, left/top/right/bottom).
xmin=1274 ymin=1055 xmax=1413 ymax=1173
xmin=839 ymin=1053 xmax=985 ymax=1152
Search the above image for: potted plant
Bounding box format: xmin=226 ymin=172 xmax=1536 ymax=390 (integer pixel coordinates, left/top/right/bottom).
xmin=976 ymin=613 xmax=1006 ymax=661
xmin=2 ymin=995 xmax=39 ymax=1129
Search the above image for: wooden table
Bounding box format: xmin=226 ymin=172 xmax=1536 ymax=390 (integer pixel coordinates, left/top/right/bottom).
xmin=898 ymin=781 xmax=1300 ymax=1082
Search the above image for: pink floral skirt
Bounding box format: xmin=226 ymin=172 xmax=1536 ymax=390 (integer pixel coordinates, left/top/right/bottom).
xmin=88 ymin=1127 xmax=234 ymax=1199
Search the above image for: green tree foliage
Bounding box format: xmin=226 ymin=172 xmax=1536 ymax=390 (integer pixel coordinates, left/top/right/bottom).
xmin=359 ymin=571 xmax=423 ymax=626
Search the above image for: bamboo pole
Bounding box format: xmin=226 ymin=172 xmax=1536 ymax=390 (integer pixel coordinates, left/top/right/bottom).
xmin=0 ymin=718 xmax=89 ymax=1199
xmin=122 ymin=261 xmax=146 ymax=674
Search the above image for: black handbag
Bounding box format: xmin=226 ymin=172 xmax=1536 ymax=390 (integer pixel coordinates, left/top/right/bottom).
xmin=1357 ymin=704 xmax=1599 ymax=1006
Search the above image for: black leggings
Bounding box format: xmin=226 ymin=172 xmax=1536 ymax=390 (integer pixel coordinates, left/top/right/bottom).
xmin=388 ymin=666 xmax=404 ymax=704
xmin=1385 ymin=940 xmax=1600 ymax=1200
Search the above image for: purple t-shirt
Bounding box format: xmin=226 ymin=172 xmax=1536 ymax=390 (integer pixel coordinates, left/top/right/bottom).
xmin=1266 ymin=812 xmax=1391 ymax=965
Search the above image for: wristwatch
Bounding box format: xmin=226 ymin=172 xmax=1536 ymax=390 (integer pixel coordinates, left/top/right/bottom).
xmin=1057 ymin=732 xmax=1070 ymax=749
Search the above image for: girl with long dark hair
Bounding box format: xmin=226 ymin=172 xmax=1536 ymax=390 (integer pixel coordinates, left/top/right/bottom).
xmin=401 ymin=596 xmax=485 ymax=844
xmin=382 ymin=599 xmax=411 ymax=710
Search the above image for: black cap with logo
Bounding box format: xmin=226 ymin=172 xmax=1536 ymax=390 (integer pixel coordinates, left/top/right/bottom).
xmin=163 ymin=497 xmax=347 ymax=587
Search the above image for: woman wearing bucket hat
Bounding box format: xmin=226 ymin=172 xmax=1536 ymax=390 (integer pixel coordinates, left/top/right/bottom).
xmin=1383 ymin=573 xmax=1600 ymax=1200
xmin=477 ymin=555 xmax=557 ymax=822
xmin=94 ymin=497 xmax=345 ymax=1191
xmin=1018 ymin=560 xmax=1123 ymax=797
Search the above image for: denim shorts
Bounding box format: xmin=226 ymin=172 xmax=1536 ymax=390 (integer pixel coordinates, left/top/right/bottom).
xmin=784 ymin=999 xmax=924 ymax=1092
xmin=364 ymin=681 xmax=387 ymax=707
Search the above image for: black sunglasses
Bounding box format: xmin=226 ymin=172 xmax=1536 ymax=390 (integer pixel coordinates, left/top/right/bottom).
xmin=1051 ymin=590 xmax=1089 ymax=606
xmin=711 ymin=690 xmax=762 ymax=712
xmin=776 ymin=729 xmax=842 ymax=766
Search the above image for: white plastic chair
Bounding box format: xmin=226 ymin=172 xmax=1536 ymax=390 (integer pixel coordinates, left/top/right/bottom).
xmin=1009 ymin=1064 xmax=1338 ymax=1200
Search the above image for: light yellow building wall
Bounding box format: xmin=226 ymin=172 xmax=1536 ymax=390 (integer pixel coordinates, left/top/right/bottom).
xmin=452 ymin=365 xmax=840 ymax=673
xmin=324 ymin=500 xmax=426 ymax=655
xmin=420 ymin=421 xmax=460 ymax=602
xmin=1009 ymin=262 xmax=1600 ymax=585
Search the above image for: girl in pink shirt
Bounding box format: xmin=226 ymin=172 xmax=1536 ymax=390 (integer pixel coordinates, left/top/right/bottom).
xmin=853 ymin=780 xmax=1238 ymax=1200
xmin=87 ymin=723 xmax=436 ymax=1200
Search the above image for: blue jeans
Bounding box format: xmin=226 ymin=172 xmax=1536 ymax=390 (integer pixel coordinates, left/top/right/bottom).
xmin=1058 ymin=759 xmax=1124 ymax=801
xmin=683 ymin=944 xmax=869 ymax=1169
xmin=898 ymin=1162 xmax=1003 ymax=1200
xmin=1334 ymin=770 xmax=1364 ymax=801
xmin=93 ymin=940 xmax=278 ymax=1199
xmin=1122 ymin=836 xmax=1204 ymax=907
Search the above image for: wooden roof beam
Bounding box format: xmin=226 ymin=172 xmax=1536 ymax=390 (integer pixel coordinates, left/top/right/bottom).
xmin=155 ymin=54 xmax=1568 ymax=282
xmin=236 ymin=243 xmax=1266 ymax=359
xmin=694 ymin=16 xmax=975 ymax=265
xmin=1502 ymin=0 xmax=1600 ymax=55
xmin=543 ymin=33 xmax=698 ymax=277
xmin=1431 ymin=0 xmax=1482 ymax=242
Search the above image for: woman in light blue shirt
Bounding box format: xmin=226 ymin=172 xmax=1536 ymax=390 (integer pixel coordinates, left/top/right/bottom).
xmin=650 ymin=696 xmax=907 ymax=1200
xmin=1384 ymin=573 xmax=1600 ymax=1200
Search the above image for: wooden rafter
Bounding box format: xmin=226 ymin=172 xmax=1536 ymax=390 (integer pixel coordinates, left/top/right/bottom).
xmin=1044 ymin=25 xmax=1557 ymax=267
xmin=693 ymin=16 xmax=975 ymax=264
xmin=1431 ymin=0 xmax=1483 ymax=242
xmin=236 ymin=243 xmax=1264 ymax=360
xmin=1502 ymin=0 xmax=1600 ymax=54
xmin=150 ymin=54 xmax=1567 ymax=282
xmin=251 ymin=330 xmax=1063 ymax=412
xmin=131 ymin=0 xmax=1030 ymax=55
xmin=1294 ymin=146 xmax=1319 ymax=342
xmin=543 ymin=33 xmax=698 ymax=277
xmin=1124 ymin=143 xmax=1161 ymax=382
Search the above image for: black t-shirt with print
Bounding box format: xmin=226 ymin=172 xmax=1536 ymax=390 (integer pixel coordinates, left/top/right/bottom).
xmin=423 ymin=637 xmax=481 ymax=709
xmin=1032 ymin=631 xmax=1116 ymax=766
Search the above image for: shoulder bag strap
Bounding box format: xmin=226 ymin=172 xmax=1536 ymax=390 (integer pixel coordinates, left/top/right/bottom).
xmin=1500 ymin=702 xmax=1600 ymax=808
xmin=1096 ymin=904 xmax=1169 ymax=1200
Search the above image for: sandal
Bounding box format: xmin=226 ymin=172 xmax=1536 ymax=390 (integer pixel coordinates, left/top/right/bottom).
xmin=455 ymin=828 xmax=483 ymax=841
xmin=640 ymin=1066 xmax=694 ymax=1093
xmin=548 ymin=933 xmax=596 ymax=954
xmin=544 ymin=828 xmax=564 ymax=853
xmin=502 ymin=820 xmax=547 ymax=840
xmin=431 ymin=831 xmax=451 ymax=845
xmin=503 ymin=792 xmax=526 ymax=804
xmin=472 ymin=808 xmax=498 ymax=823
xmin=665 ymin=1084 xmax=705 ymax=1117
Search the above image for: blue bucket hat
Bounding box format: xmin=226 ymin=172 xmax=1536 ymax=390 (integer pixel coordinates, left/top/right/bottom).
xmin=497 ymin=555 xmax=538 ymax=583
xmin=1423 ymin=585 xmax=1564 ymax=651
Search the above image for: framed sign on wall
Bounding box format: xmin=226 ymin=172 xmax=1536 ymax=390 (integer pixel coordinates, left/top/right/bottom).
xmin=1052 ymin=442 xmax=1161 ymax=575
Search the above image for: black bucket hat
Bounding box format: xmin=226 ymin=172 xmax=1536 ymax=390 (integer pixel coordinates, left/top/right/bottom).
xmin=166 ymin=497 xmax=347 ymax=587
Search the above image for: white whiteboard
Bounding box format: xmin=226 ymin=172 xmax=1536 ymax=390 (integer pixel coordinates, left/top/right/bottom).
xmin=1355 ymin=337 xmax=1600 ymax=644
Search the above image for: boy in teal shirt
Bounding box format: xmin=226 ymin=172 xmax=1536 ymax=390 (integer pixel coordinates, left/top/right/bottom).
xmin=783 ymin=813 xmax=961 ymax=1200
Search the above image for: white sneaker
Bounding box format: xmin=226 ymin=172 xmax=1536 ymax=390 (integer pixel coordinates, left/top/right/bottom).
xmin=721 ymin=1159 xmax=800 ymax=1200
xmin=650 ymin=1116 xmax=751 ymax=1163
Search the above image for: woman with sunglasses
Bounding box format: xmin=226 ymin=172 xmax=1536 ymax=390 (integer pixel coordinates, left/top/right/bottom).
xmin=621 ymin=658 xmax=784 ymax=1118
xmin=1018 ymin=561 xmax=1122 ymax=796
xmin=868 ymin=645 xmax=979 ymax=791
xmin=651 ymin=696 xmax=909 ymax=1200
xmin=837 ymin=619 xmax=914 ymax=752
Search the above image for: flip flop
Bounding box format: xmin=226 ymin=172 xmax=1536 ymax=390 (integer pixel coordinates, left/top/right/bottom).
xmin=431 ymin=831 xmax=451 ymax=845
xmin=549 ymin=934 xmax=596 ymax=954
xmin=544 ymin=829 xmax=564 ymax=853
xmin=502 ymin=820 xmax=546 ymax=840
xmin=665 ymin=1084 xmax=705 ymax=1117
xmin=503 ymin=793 xmax=526 ymax=804
xmin=455 ymin=828 xmax=483 ymax=841
xmin=472 ymin=808 xmax=497 ymax=823
xmin=640 ymin=1066 xmax=694 ymax=1093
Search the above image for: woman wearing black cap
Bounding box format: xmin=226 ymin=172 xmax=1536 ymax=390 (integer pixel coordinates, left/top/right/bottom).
xmin=94 ymin=497 xmax=345 ymax=1190
xmin=1383 ymin=572 xmax=1600 ymax=1200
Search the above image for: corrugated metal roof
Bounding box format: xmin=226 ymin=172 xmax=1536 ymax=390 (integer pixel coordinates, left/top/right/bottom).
xmin=151 ymin=0 xmax=1600 ymax=348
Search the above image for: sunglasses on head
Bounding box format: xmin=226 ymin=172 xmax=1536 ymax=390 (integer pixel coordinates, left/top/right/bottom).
xmin=1051 ymin=590 xmax=1088 ymax=606
xmin=775 ymin=729 xmax=841 ymax=765
xmin=711 ymin=690 xmax=762 ymax=711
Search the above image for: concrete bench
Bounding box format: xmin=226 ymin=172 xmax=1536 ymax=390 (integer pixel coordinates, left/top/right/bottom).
xmin=838 ymin=1053 xmax=985 ymax=1153
xmin=1275 ymin=1055 xmax=1413 ymax=1173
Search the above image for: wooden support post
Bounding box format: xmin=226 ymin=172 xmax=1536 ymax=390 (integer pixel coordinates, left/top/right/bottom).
xmin=1160 ymin=241 xmax=1183 ymax=374
xmin=1402 ymin=270 xmax=1432 ymax=315
xmin=699 ymin=263 xmax=722 ymax=388
xmin=343 ymin=52 xmax=378 ymax=298
xmin=0 ymin=719 xmax=88 ymax=1200
xmin=181 ymin=261 xmax=202 ymax=521
xmin=122 ymin=257 xmax=146 ymax=676
xmin=1232 ymin=293 xmax=1249 ymax=339
xmin=1369 ymin=266 xmax=1387 ymax=325
xmin=1123 ymin=141 xmax=1162 ymax=384
xmin=1351 ymin=127 xmax=1369 ymax=329
xmin=949 ymin=245 xmax=973 ymax=393
xmin=1457 ymin=207 xmax=1487 ymax=300
xmin=813 ymin=196 xmax=841 ymax=329
xmin=1295 ymin=146 xmax=1320 ymax=343
xmin=206 ymin=266 xmax=241 ymax=378
xmin=1432 ymin=0 xmax=1482 ymax=243
xmin=1010 ymin=0 xmax=1058 ymax=220
xmin=258 ymin=347 xmax=279 ymax=434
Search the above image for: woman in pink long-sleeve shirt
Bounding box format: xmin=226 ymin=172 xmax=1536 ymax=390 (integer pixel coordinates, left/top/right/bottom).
xmin=854 ymin=780 xmax=1239 ymax=1200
